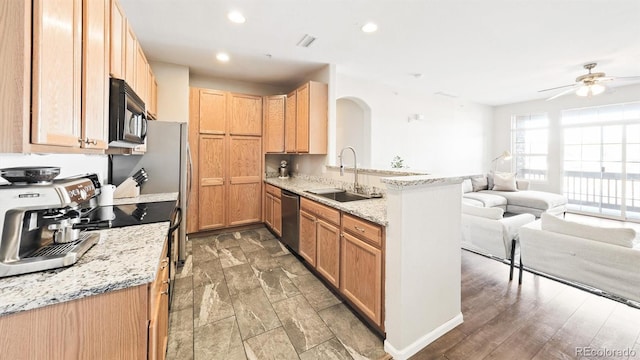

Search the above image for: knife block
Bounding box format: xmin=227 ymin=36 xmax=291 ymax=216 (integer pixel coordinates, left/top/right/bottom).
xmin=113 ymin=178 xmax=140 ymax=199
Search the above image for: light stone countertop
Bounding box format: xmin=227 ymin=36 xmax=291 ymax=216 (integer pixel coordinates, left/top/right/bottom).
xmin=112 ymin=192 xmax=178 ymax=205
xmin=381 ymin=174 xmax=465 ymax=188
xmin=265 ymin=177 xmax=387 ymax=226
xmin=0 ymin=222 xmax=169 ymax=316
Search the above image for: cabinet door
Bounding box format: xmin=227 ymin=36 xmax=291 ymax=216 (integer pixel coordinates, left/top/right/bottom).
xmin=264 ymin=95 xmax=285 ymax=153
xmin=285 ymin=90 xmax=297 ymax=153
xmin=229 ymin=93 xmax=262 ymax=136
xmin=295 ymin=83 xmax=309 ymax=153
xmin=299 ymin=209 xmax=317 ymax=266
xmin=149 ymin=69 xmax=158 ymax=118
xmin=109 ymin=0 xmax=125 ymax=78
xmin=199 ymin=89 xmax=226 ymax=134
xmin=31 ymin=0 xmax=82 ymax=147
xmin=316 ymin=219 xmax=340 ymax=287
xmin=265 ymin=193 xmax=274 ymax=229
xmin=124 ymin=21 xmax=136 ymax=88
xmin=340 ymin=232 xmax=382 ymax=326
xmin=199 ymin=135 xmax=225 ymax=230
xmin=81 ymin=0 xmax=109 ymax=150
xmin=228 ymin=136 xmax=262 ymax=226
xmin=135 ymin=44 xmax=148 ymax=105
xmin=272 ymin=196 xmax=282 ymax=236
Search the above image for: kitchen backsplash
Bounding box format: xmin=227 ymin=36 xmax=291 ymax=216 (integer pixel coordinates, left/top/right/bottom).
xmin=0 ymin=154 xmax=108 ymax=185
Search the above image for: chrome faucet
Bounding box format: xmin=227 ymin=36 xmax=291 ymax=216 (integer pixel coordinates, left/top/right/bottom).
xmin=339 ymin=146 xmax=359 ymax=193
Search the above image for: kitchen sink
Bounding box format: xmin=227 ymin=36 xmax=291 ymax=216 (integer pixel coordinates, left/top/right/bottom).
xmin=306 ymin=189 xmax=372 ymax=202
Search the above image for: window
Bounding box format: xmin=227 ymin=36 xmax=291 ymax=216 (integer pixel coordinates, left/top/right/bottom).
xmin=562 ymin=102 xmax=640 ymax=220
xmin=511 ymin=113 xmax=548 ymax=181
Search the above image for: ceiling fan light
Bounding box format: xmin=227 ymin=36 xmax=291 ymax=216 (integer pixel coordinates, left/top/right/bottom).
xmin=576 ymin=85 xmax=590 ymax=97
xmin=591 ymin=83 xmax=605 ymax=95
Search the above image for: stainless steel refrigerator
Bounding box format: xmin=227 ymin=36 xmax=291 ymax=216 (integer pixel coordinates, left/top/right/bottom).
xmin=110 ymin=121 xmax=191 ymax=266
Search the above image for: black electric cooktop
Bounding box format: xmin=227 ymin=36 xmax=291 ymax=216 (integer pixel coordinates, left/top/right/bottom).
xmin=89 ymin=200 xmax=177 ymax=228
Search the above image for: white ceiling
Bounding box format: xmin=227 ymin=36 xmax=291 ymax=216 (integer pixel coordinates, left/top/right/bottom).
xmin=120 ymin=0 xmax=640 ymax=106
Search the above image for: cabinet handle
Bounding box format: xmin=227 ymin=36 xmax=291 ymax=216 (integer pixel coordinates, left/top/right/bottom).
xmin=162 ymin=280 xmax=169 ymax=285
xmin=354 ymin=226 xmax=366 ymax=233
xmin=84 ymin=138 xmax=98 ymax=145
xmin=160 ymin=289 xmax=169 ymax=295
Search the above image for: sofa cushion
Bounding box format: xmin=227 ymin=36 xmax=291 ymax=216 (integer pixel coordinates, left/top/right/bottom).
xmin=462 ymin=204 xmax=504 ymax=220
xmin=492 ymin=172 xmax=518 ymax=191
xmin=470 ymin=176 xmax=488 ymax=191
xmin=462 ymin=179 xmax=473 ymax=193
xmin=462 ymin=197 xmax=484 ymax=207
xmin=463 ymin=192 xmax=508 ymax=208
xmin=481 ymin=190 xmax=567 ymax=210
xmin=541 ymin=213 xmax=637 ymax=248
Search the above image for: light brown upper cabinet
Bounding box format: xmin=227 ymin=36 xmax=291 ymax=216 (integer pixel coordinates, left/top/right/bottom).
xmin=285 ymin=81 xmax=328 ymax=154
xmin=148 ymin=69 xmax=158 ymax=119
xmin=81 ymin=0 xmax=110 ymax=150
xmin=199 ymin=89 xmax=227 ymax=134
xmin=284 ymin=90 xmax=297 ymax=153
xmin=229 ymin=93 xmax=262 ymax=136
xmin=30 ymin=0 xmax=83 ymax=148
xmin=109 ymin=0 xmax=125 ymax=79
xmin=4 ymin=0 xmax=108 ymax=152
xmin=263 ymin=95 xmax=286 ymax=153
xmin=135 ymin=44 xmax=148 ymax=105
xmin=124 ymin=22 xmax=136 ymax=90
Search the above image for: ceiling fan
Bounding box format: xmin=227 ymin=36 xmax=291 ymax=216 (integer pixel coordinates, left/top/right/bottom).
xmin=539 ymin=63 xmax=640 ymax=101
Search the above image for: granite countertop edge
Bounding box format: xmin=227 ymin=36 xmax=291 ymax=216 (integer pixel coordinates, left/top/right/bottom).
xmin=264 ymin=178 xmax=387 ymax=226
xmin=0 ymin=219 xmax=170 ymax=316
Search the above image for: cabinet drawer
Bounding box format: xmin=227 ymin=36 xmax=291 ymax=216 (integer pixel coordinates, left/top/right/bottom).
xmin=265 ymin=183 xmax=281 ymax=197
xmin=342 ymin=214 xmax=382 ymax=247
xmin=301 ymin=197 xmax=340 ymax=225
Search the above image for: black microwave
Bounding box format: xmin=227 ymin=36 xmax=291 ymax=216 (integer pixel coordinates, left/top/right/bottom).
xmin=109 ymin=78 xmax=147 ymax=148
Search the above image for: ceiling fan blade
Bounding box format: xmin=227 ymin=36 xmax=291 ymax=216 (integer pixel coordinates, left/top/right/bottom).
xmin=538 ymin=83 xmax=576 ymax=92
xmin=545 ymin=86 xmax=578 ymax=101
xmin=609 ymin=75 xmax=640 ymax=81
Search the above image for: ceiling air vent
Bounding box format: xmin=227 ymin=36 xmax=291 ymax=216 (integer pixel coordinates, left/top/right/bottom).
xmin=296 ymin=34 xmax=317 ymax=48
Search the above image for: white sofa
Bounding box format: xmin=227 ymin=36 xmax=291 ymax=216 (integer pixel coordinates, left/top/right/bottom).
xmin=519 ymin=213 xmax=640 ymax=304
xmin=461 ymin=204 xmax=535 ymax=279
xmin=462 ymin=175 xmax=567 ymax=217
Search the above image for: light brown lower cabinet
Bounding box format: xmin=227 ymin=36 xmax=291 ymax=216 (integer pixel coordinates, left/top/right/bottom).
xmin=340 ymin=231 xmax=383 ymax=327
xmin=264 ymin=184 xmax=282 ymax=236
xmin=0 ymin=239 xmax=170 ymax=359
xmin=296 ymin=196 xmax=385 ymax=330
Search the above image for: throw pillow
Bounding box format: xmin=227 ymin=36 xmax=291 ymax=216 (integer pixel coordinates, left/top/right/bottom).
xmin=462 ymin=204 xmax=504 ymax=220
xmin=492 ymin=172 xmax=518 ymax=191
xmin=462 ymin=179 xmax=473 ymax=193
xmin=541 ymin=213 xmax=637 ymax=248
xmin=470 ymin=176 xmax=488 ymax=192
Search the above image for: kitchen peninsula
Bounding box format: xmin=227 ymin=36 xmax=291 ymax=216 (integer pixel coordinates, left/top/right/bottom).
xmin=265 ymin=172 xmax=464 ymax=359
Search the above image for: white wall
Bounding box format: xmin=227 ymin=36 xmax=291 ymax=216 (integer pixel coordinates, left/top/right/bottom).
xmin=493 ymin=83 xmax=640 ymax=193
xmin=189 ymin=75 xmax=287 ymax=96
xmin=0 ymin=154 xmax=108 ymax=185
xmin=336 ymin=98 xmax=371 ymax=168
xmin=149 ymin=61 xmax=190 ymax=122
xmin=336 ymin=74 xmax=493 ymax=174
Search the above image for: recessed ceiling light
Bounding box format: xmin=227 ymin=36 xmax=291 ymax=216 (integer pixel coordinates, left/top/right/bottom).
xmin=216 ymin=52 xmax=230 ymax=62
xmin=227 ymin=11 xmax=246 ymax=24
xmin=361 ymin=22 xmax=378 ymax=33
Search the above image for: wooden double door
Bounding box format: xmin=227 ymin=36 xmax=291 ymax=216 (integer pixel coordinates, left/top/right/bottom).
xmin=199 ymin=135 xmax=262 ymax=229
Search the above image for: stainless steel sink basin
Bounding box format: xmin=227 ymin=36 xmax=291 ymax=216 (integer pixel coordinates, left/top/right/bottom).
xmin=306 ymin=189 xmax=372 ymax=202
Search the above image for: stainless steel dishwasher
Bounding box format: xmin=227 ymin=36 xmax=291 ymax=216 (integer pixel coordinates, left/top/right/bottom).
xmin=280 ymin=190 xmax=300 ymax=253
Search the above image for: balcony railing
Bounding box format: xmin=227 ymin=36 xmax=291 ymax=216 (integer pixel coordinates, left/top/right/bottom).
xmin=563 ymin=170 xmax=640 ymax=213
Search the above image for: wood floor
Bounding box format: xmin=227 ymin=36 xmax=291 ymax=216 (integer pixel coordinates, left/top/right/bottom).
xmin=411 ymin=250 xmax=640 ymax=360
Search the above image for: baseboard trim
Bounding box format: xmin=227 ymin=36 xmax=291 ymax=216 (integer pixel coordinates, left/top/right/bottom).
xmin=383 ymin=312 xmax=464 ymax=360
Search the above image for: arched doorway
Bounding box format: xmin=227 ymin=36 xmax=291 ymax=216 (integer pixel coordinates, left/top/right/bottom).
xmin=336 ymin=97 xmax=371 ymax=168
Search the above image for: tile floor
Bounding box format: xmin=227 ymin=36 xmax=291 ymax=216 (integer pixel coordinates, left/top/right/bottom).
xmin=166 ymin=227 xmax=388 ymax=360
